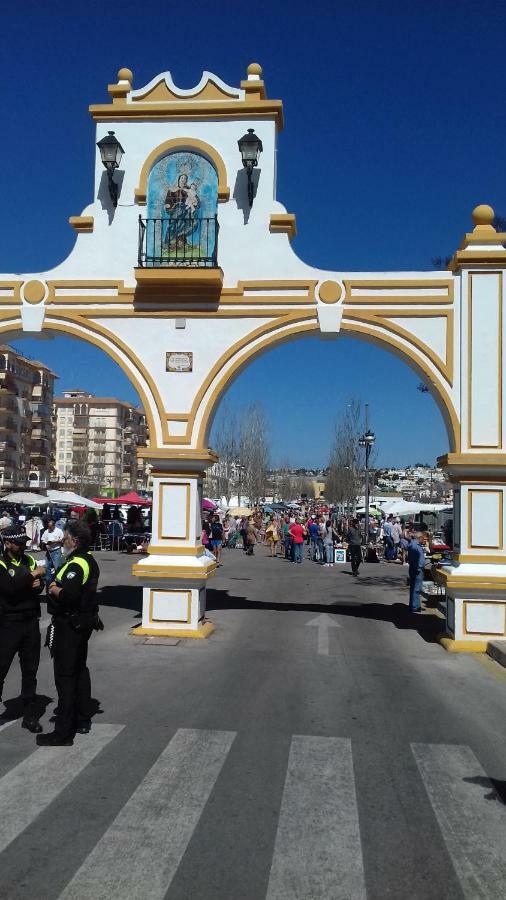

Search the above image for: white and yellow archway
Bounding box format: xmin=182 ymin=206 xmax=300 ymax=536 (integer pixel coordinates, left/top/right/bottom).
xmin=1 ymin=65 xmax=506 ymax=646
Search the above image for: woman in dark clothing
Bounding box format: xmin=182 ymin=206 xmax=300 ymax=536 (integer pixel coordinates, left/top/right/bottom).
xmin=346 ymin=518 xmax=362 ymax=576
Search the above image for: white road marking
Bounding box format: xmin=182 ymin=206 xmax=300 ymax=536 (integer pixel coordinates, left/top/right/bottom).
xmin=266 ymin=735 xmax=366 ymax=899
xmin=306 ymin=613 xmax=340 ymax=656
xmin=0 ymin=723 xmax=124 ymax=854
xmin=58 ymin=728 xmax=236 ymax=900
xmin=412 ymin=743 xmax=506 ymax=899
xmin=0 ymin=719 xmax=16 ymax=734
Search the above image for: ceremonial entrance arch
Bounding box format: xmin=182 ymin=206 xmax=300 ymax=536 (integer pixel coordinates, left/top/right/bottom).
xmin=2 ymin=64 xmax=506 ymax=647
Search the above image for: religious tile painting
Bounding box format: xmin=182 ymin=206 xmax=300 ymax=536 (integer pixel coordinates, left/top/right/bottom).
xmin=146 ymin=152 xmax=218 ymax=266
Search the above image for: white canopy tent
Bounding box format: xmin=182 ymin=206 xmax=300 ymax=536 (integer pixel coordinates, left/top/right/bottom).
xmin=378 ymin=499 xmax=452 ymax=516
xmin=47 ymin=490 xmax=102 ymax=510
xmin=1 ymin=491 xmax=48 ymax=505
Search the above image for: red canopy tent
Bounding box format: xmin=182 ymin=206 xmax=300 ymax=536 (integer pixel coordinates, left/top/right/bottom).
xmin=92 ymin=492 xmax=152 ymax=506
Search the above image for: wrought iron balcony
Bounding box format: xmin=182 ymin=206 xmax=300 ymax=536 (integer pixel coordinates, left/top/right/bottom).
xmin=138 ymin=215 xmax=219 ymax=268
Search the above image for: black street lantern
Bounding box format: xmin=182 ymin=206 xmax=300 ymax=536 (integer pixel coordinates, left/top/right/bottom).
xmin=97 ymin=131 xmax=124 ymax=207
xmin=238 ymin=128 xmax=263 ymax=207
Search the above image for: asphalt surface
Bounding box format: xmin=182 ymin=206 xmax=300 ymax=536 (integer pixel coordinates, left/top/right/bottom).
xmin=1 ymin=546 xmax=506 ymax=899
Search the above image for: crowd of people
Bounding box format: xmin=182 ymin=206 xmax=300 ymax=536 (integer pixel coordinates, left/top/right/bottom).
xmin=201 ymin=505 xmax=448 ymax=614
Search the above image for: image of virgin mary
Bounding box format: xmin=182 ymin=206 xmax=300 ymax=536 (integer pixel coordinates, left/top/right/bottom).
xmin=164 ymin=173 xmax=200 ymax=251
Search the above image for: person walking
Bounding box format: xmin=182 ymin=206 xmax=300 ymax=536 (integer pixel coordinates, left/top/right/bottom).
xmin=281 ymin=515 xmax=292 ymax=560
xmin=210 ymin=514 xmax=224 ymax=566
xmin=289 ymin=517 xmax=306 ymax=564
xmin=323 ymin=519 xmax=334 ymax=566
xmin=407 ymin=529 xmax=427 ymax=613
xmin=392 ymin=517 xmax=403 ymax=563
xmin=0 ymin=527 xmax=46 ymax=732
xmin=265 ymin=517 xmax=279 ymax=557
xmin=346 ymin=518 xmax=362 ymax=576
xmin=37 ymin=521 xmax=101 ymax=746
xmin=40 ymin=518 xmax=64 ymax=591
xmin=245 ymin=519 xmax=257 ymax=555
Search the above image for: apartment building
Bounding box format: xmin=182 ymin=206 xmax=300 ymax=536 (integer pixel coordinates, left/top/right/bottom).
xmin=0 ymin=345 xmax=56 ymax=490
xmin=53 ymin=391 xmax=147 ymax=491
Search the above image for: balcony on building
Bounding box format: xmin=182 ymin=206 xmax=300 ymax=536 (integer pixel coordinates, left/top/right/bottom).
xmin=135 ymin=214 xmax=223 ymax=303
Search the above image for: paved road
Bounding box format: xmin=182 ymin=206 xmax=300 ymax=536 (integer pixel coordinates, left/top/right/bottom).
xmin=1 ymin=547 xmax=506 ymax=899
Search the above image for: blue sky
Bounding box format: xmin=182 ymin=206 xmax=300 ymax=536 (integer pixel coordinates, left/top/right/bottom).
xmin=2 ymin=1 xmax=505 ymax=467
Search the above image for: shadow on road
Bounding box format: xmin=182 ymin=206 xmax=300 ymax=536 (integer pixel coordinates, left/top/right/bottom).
xmin=206 ymin=589 xmax=442 ymax=644
xmin=99 ymin=584 xmax=142 ymax=612
xmin=463 ymin=775 xmax=506 ymax=804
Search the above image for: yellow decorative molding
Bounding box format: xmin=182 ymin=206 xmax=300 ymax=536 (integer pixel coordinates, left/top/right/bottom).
xmin=454 ymin=554 xmax=506 ymax=564
xmin=269 ymin=214 xmax=297 ymax=239
xmin=339 ymin=319 xmax=460 ymax=452
xmin=90 ymin=95 xmax=283 ymax=129
xmin=131 ymin=563 xmax=217 ymax=580
xmin=68 ymin=216 xmax=94 ymax=233
xmin=147 ymin=545 xmax=206 ymax=556
xmin=134 ymin=137 xmax=231 ymax=204
xmin=131 ymin=622 xmax=215 ymax=639
xmin=134 ymin=267 xmax=224 ymax=303
xmin=435 ymin=568 xmax=506 ymax=590
xmin=468 ymin=489 xmax=504 ymax=550
xmin=439 ymin=452 xmax=506 ymax=468
xmin=344 ymin=278 xmax=454 ymax=304
xmin=450 ymin=205 xmax=506 ymax=271
xmin=0 ymin=282 xmax=21 ymax=303
xmin=22 ymin=280 xmax=46 ymax=304
xmin=345 ymin=308 xmax=454 ymax=386
xmin=450 ymin=251 xmax=506 ymax=272
xmin=136 ymin=448 xmax=219 ymax=465
xmin=438 ymin=635 xmax=488 ymax=653
xmin=318 ymin=280 xmax=342 ymax=304
xmin=467 ymin=272 xmax=503 ymax=450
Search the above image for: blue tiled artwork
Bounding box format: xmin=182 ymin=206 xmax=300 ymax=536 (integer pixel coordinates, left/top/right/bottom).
xmin=147 ymin=151 xmax=218 ymax=263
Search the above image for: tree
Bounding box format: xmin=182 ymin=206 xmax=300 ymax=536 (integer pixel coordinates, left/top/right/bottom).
xmin=325 ymin=400 xmax=364 ymax=510
xmin=238 ymin=403 xmax=270 ymax=504
xmin=209 ymin=402 xmax=238 ymax=504
xmin=276 ymin=458 xmax=293 ymax=501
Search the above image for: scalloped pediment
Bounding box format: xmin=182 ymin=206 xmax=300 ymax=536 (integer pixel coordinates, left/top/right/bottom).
xmin=132 ymin=72 xmax=243 ymax=104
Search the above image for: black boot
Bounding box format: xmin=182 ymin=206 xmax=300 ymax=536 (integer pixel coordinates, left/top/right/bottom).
xmin=22 ymin=715 xmax=43 ymax=734
xmin=76 ymin=720 xmax=91 ymax=734
xmin=36 ymin=731 xmax=73 ymax=746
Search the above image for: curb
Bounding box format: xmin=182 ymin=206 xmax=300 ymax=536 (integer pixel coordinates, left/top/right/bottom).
xmin=486 ymin=640 xmax=506 ymax=669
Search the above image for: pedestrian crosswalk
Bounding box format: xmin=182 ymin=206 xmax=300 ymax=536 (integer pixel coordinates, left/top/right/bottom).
xmin=0 ymin=724 xmax=505 ymax=899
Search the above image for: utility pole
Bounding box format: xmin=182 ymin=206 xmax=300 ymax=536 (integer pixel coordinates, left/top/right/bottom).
xmin=359 ymin=404 xmax=375 ymax=549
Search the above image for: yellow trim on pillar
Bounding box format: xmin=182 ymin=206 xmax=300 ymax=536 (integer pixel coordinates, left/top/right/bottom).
xmin=149 ymin=588 xmax=191 ymax=624
xmin=131 ymin=562 xmax=217 ymax=578
xmin=454 ymin=553 xmax=506 ymax=564
xmin=134 ymin=137 xmax=231 ymax=204
xmin=467 ymin=272 xmax=503 ymax=450
xmin=467 ymin=488 xmax=504 ymax=550
xmin=158 ymin=482 xmax=191 ymax=540
xmin=131 ymin=622 xmax=215 ymax=639
xmin=438 ymin=635 xmax=488 ymax=652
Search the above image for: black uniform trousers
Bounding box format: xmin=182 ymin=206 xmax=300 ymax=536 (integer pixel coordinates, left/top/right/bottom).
xmin=0 ymin=617 xmax=40 ymax=709
xmin=52 ymin=618 xmax=92 ymax=738
xmin=349 ymin=544 xmax=362 ymax=574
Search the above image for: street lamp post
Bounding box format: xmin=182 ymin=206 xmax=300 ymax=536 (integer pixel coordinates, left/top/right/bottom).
xmin=236 ymin=462 xmax=246 ymax=507
xmin=358 ymin=411 xmax=375 ymax=548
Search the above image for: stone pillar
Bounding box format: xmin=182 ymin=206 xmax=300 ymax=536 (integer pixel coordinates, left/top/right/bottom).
xmin=132 ymin=451 xmax=217 ymax=638
xmin=437 ymin=206 xmax=506 ymax=647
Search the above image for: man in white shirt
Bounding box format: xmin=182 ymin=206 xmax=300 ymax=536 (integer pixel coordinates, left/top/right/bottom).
xmin=40 ymin=519 xmax=64 ymax=586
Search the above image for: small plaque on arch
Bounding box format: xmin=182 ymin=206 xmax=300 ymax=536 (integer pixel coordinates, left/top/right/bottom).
xmin=166 ymin=351 xmax=193 ymax=373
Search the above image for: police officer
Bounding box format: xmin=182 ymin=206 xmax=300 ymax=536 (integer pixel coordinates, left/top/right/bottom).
xmin=0 ymin=526 xmax=46 ymax=733
xmin=37 ymin=520 xmax=100 ymax=747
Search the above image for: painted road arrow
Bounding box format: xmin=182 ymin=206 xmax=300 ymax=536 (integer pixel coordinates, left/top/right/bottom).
xmin=306 ymin=613 xmax=340 ymax=656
